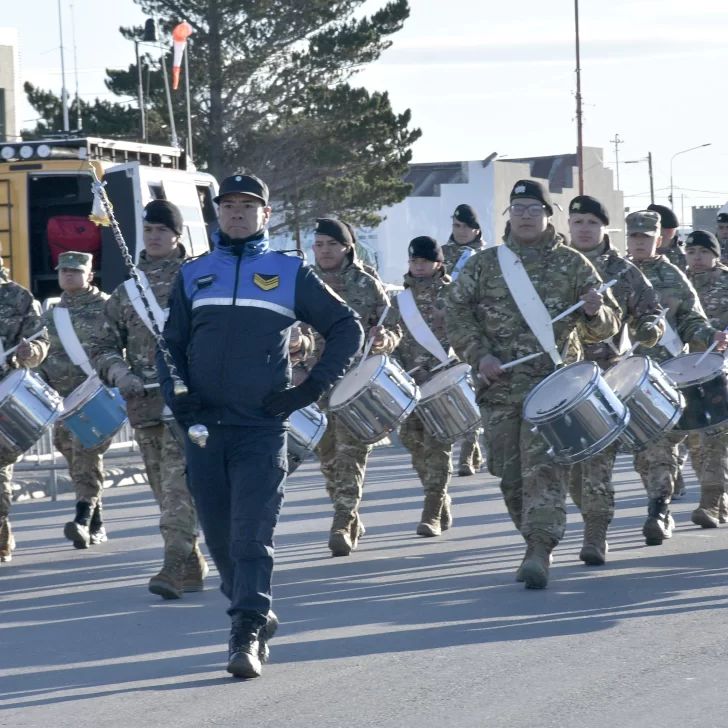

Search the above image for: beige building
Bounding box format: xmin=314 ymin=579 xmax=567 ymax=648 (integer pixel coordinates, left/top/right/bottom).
xmin=0 ymin=28 xmax=20 ymax=142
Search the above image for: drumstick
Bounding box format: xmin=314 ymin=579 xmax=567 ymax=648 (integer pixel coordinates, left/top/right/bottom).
xmin=620 ymin=309 xmax=668 ymax=361
xmin=499 ymin=351 xmax=545 ymax=370
xmin=144 ymin=383 xmax=160 ymax=389
xmin=694 ymin=326 xmax=728 ymax=367
xmin=550 ymin=280 xmax=617 ymax=325
xmin=356 ymin=305 xmax=390 ymax=373
xmin=3 ymin=328 xmax=48 ymax=359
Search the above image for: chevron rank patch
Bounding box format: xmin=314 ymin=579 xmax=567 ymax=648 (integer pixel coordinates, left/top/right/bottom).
xmin=254 ymin=273 xmax=280 ymax=291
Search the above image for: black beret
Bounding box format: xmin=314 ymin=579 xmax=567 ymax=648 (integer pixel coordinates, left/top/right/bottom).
xmin=717 ymin=212 xmax=728 ymax=224
xmin=408 ymin=236 xmax=444 ymax=263
xmin=143 ymin=200 xmax=183 ymax=236
xmin=453 ymin=204 xmax=480 ymax=230
xmin=568 ymin=195 xmax=609 ymax=225
xmin=315 ymin=218 xmax=353 ymax=247
xmin=214 ymin=173 xmax=269 ymax=205
xmin=686 ymin=230 xmax=721 ymax=258
xmin=510 ymin=179 xmax=554 ymax=216
xmin=647 ymin=203 xmax=679 ymax=229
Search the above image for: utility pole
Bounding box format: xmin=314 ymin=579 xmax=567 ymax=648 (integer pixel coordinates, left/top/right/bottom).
xmin=574 ymin=0 xmax=584 ymax=194
xmin=610 ymin=134 xmax=624 ymax=190
xmin=57 ymin=0 xmax=70 ymax=132
xmin=648 ymin=152 xmax=654 ymax=204
xmin=70 ymin=2 xmax=81 ymax=130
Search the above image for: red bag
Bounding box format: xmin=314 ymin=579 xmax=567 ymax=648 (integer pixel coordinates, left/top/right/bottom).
xmin=46 ymin=216 xmax=102 ymax=269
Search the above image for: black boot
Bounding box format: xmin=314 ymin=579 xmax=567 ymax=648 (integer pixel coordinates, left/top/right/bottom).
xmin=227 ymin=615 xmax=263 ymax=678
xmin=64 ymin=502 xmax=92 ymax=550
xmin=258 ymin=610 xmax=279 ymax=665
xmin=89 ymin=502 xmax=108 ymax=545
xmin=643 ymin=498 xmax=674 ymax=546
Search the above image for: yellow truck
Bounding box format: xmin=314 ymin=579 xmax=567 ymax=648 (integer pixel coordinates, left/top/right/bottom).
xmin=0 ymin=137 xmax=218 ymax=301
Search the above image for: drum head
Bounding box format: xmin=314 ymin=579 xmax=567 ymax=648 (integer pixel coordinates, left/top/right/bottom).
xmin=524 ymin=361 xmax=597 ymax=418
xmin=420 ymin=363 xmax=471 ymax=399
xmin=662 ymin=352 xmax=725 ymax=386
xmin=604 ymin=356 xmax=649 ymax=398
xmin=63 ymin=375 xmax=103 ymax=413
xmin=330 ymin=355 xmax=385 ymax=408
xmin=0 ymin=370 xmax=24 ymax=399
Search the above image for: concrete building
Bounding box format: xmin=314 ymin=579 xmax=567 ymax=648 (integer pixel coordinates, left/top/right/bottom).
xmin=692 ymin=205 xmax=722 ymax=233
xmin=0 ymin=28 xmax=21 ymax=143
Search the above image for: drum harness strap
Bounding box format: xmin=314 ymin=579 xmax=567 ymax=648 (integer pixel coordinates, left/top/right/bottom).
xmin=52 ymin=307 xmax=94 ymax=377
xmin=397 ymin=288 xmax=451 ymax=366
xmin=123 ymin=271 xmax=168 ymax=337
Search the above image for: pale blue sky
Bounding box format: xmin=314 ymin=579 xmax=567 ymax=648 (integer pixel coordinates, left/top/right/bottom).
xmin=5 ymin=0 xmax=727 ymax=220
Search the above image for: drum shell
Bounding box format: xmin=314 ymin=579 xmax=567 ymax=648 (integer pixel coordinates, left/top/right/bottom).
xmin=59 ymin=382 xmax=128 ymax=449
xmin=523 ymin=361 xmax=629 ymax=465
xmin=604 ymin=357 xmax=685 ymax=453
xmin=330 ymin=356 xmax=419 ymax=445
xmin=0 ymin=369 xmax=64 ymax=455
xmin=288 ymin=405 xmax=328 ymax=473
xmin=416 ymin=366 xmax=481 ymax=444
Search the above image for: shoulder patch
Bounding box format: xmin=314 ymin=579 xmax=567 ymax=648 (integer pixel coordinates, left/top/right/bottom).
xmin=194 ymin=274 xmax=215 ymax=289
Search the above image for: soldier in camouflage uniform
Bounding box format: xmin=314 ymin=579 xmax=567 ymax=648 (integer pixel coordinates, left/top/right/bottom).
xmin=88 ymin=200 xmax=208 ymax=597
xmin=34 ymin=252 xmax=111 ymax=549
xmin=442 ymin=204 xmax=486 ymax=476
xmin=649 ymin=204 xmax=686 ymax=272
xmin=0 ymin=258 xmax=50 ymax=563
xmin=684 ymin=230 xmax=728 ymax=528
xmin=308 ymin=218 xmax=401 ymax=556
xmin=715 ymin=212 xmax=728 ymax=264
xmin=391 ymin=237 xmax=454 ymax=536
xmin=626 ymin=211 xmax=727 ymax=545
xmin=566 ymin=197 xmax=665 ymax=566
xmin=444 ymin=180 xmax=621 ymax=589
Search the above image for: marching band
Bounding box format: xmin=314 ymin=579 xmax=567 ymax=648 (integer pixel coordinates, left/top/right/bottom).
xmin=2 ymin=172 xmax=728 ymax=678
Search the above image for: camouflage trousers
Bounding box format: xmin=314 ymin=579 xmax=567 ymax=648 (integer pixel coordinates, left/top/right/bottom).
xmin=482 ymin=405 xmax=568 ymax=541
xmin=134 ymin=423 xmax=198 ymax=541
xmin=315 ymin=412 xmax=372 ymax=515
xmin=0 ymin=452 xmax=17 ymax=519
xmin=568 ymin=443 xmax=617 ymax=519
xmin=634 ymin=431 xmax=686 ymax=501
xmin=53 ymin=425 xmax=110 ymax=508
xmin=686 ymin=432 xmax=728 ymax=496
xmin=458 ymin=428 xmax=483 ymax=469
xmin=399 ymin=414 xmax=453 ymax=495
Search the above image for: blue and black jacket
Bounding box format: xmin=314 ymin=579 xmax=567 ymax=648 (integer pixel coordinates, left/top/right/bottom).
xmin=157 ymin=231 xmax=363 ymax=427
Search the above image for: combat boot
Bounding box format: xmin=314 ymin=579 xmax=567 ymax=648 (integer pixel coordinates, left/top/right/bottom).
xmin=329 ymin=511 xmax=354 ymax=557
xmin=579 ymin=513 xmax=611 ymax=566
xmin=643 ymin=498 xmax=675 ymax=545
xmin=518 ymin=533 xmax=557 ymax=589
xmin=148 ymin=534 xmax=191 ymax=599
xmin=183 ymin=537 xmax=209 ymax=592
xmin=691 ymin=485 xmax=723 ymax=529
xmin=416 ymin=492 xmax=446 ymax=537
xmin=720 ymin=493 xmax=728 ymax=524
xmin=350 ymin=513 xmax=365 ymax=550
xmin=458 ymin=464 xmax=475 ymax=477
xmin=227 ymin=615 xmax=263 ymax=678
xmin=89 ymin=502 xmax=108 ymax=545
xmin=441 ymin=494 xmax=453 ymax=531
xmin=258 ymin=610 xmax=280 ymax=665
xmin=0 ymin=518 xmax=15 ymax=562
xmin=64 ymin=501 xmax=92 ymax=550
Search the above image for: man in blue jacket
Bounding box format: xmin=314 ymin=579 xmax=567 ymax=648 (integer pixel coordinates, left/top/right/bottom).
xmin=158 ymin=174 xmax=363 ymax=679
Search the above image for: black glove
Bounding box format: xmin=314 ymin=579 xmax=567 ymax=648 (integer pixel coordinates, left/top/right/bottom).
xmin=168 ymin=393 xmax=202 ymax=426
xmin=262 ymin=379 xmax=323 ymax=419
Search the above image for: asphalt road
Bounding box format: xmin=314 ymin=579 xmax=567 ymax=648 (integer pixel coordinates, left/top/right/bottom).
xmin=2 ymin=446 xmax=728 ymax=728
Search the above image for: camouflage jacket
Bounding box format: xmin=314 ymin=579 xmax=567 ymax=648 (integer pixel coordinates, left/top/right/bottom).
xmin=391 ymin=271 xmax=451 ymax=386
xmin=36 ymin=286 xmax=109 ymax=397
xmin=306 ymin=259 xmax=401 ymax=368
xmin=688 ymin=264 xmax=728 ymax=334
xmin=576 ymin=237 xmax=664 ymax=369
xmin=88 ymin=247 xmax=187 ymax=428
xmin=629 ymin=255 xmax=714 ymax=362
xmin=657 ymin=238 xmax=686 ymax=271
xmin=444 ymin=225 xmax=621 ymax=407
xmin=0 ymin=264 xmax=49 ymax=370
xmin=442 ymin=236 xmax=487 ymax=277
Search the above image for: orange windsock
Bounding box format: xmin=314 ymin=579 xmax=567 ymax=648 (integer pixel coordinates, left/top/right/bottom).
xmin=172 ymin=21 xmax=193 ymax=90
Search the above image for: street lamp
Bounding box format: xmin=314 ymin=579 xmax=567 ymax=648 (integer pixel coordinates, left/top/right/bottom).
xmin=135 ymin=18 xmax=159 ymax=143
xmin=625 ymin=152 xmax=654 ymax=204
xmin=670 ymin=143 xmax=711 ymax=209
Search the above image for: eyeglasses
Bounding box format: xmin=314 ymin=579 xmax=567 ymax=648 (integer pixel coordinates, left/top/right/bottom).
xmin=509 ymin=203 xmax=546 ymax=217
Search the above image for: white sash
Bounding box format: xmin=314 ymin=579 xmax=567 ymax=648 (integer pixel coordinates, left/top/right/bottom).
xmin=659 ymin=320 xmax=684 ymax=357
xmin=496 ymin=244 xmax=562 ymax=366
xmin=53 ymin=306 xmax=94 ymax=376
xmin=451 ymin=245 xmax=484 ymax=281
xmin=606 ymin=324 xmax=632 ymax=356
xmin=124 ymin=271 xmax=168 ymax=336
xmin=397 ymin=289 xmax=450 ymax=364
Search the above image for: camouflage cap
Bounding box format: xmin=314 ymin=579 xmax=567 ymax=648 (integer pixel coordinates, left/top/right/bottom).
xmin=56 ymin=251 xmax=93 ymax=272
xmin=626 ymin=210 xmax=661 ymax=237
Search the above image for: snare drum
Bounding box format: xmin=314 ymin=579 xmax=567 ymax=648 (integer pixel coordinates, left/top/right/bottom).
xmin=603 ymin=355 xmax=684 ymax=452
xmin=59 ymin=376 xmax=128 ymax=449
xmin=0 ymin=369 xmax=64 ymax=455
xmin=523 ymin=360 xmax=629 ymax=464
xmin=661 ymin=352 xmax=728 ymax=435
xmin=416 ymin=363 xmax=480 ymax=444
xmin=288 ymin=404 xmax=328 ymax=474
xmin=329 ymin=354 xmax=419 ymax=444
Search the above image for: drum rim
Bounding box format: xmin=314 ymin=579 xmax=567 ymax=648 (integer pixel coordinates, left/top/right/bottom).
xmin=604 ymin=355 xmax=651 ymax=401
xmin=549 ymin=413 xmax=630 ymax=464
xmin=59 ymin=381 xmax=108 ymax=420
xmin=662 ymin=352 xmax=727 ymax=388
xmin=329 ymin=354 xmax=387 ymax=409
xmin=419 ymin=364 xmax=472 ymax=402
xmin=617 ymin=396 xmax=685 ymax=452
xmin=523 ymin=360 xmax=601 ymax=423
xmin=0 ymin=368 xmax=33 ymax=400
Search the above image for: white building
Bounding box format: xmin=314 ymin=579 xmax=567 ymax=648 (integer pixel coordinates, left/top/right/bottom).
xmin=0 ymin=28 xmax=21 ymax=142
